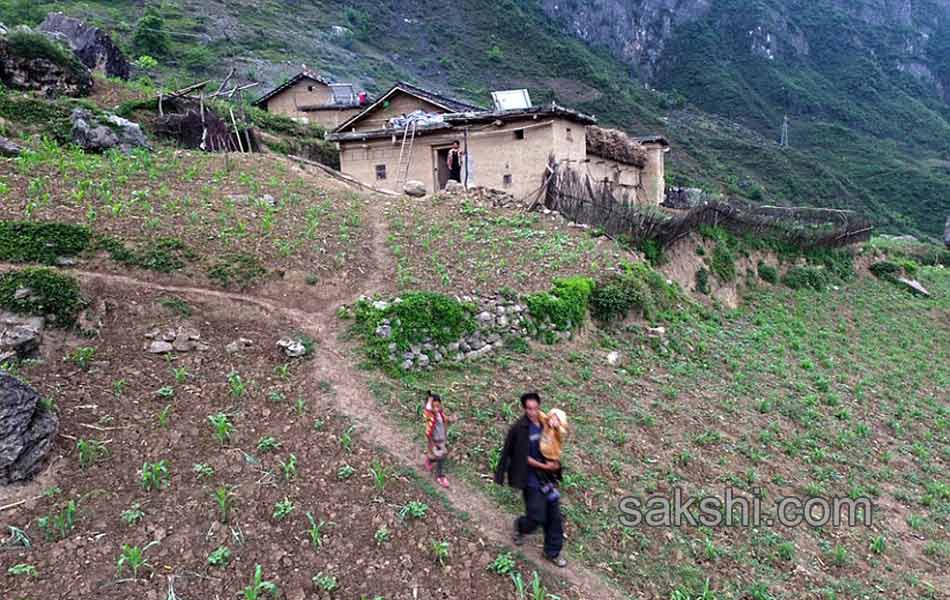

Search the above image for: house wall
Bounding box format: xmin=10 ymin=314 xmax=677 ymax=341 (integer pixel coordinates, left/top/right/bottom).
xmin=345 ymin=92 xmax=449 ymax=132
xmin=263 ymin=80 xmax=363 ymax=131
xmin=641 ymin=142 xmax=668 ymax=205
xmin=338 ymin=118 xmax=566 ymax=198
xmin=585 ymin=157 xmax=643 ymax=191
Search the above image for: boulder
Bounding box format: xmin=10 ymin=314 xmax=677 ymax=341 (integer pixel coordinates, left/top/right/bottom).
xmin=606 ymin=351 xmax=622 ymax=366
xmin=0 ymin=371 xmax=59 ymax=485
xmin=277 ymin=337 xmax=307 ymax=358
xmin=39 ymin=13 xmax=130 ymax=80
xmin=444 ymin=180 xmax=465 ymax=194
xmin=403 ymin=180 xmax=427 ymax=197
xmin=0 ymin=136 xmax=21 ymax=157
xmin=147 ymin=340 xmax=173 ymax=354
xmin=70 ymin=108 xmax=150 ymax=154
xmin=0 ymin=28 xmax=92 ymax=97
xmin=0 ymin=312 xmax=44 ymax=363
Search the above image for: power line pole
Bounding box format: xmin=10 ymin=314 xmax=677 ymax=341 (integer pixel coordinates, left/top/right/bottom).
xmin=780 ymin=114 xmax=789 ymax=148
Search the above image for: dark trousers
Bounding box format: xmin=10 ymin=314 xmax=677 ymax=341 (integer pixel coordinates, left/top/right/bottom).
xmin=517 ymin=486 xmax=564 ymax=558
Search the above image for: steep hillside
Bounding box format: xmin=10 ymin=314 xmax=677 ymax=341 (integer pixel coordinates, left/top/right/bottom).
xmin=3 ymin=1 xmax=950 ymax=238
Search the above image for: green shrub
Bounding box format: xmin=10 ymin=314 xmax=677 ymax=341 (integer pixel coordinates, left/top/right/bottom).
xmin=757 ymin=261 xmax=778 ymax=284
xmin=805 ymin=248 xmax=854 ymax=281
xmin=353 ymin=291 xmax=476 ymax=369
xmin=0 ymin=268 xmax=83 ymax=325
xmin=695 ymin=267 xmax=711 ymax=294
xmin=207 ymin=253 xmax=266 ymax=288
xmin=782 ymin=266 xmax=829 ymax=291
xmin=710 ymin=243 xmax=737 ymax=282
xmin=0 ymin=221 xmax=91 ymax=264
xmin=132 ymin=8 xmax=171 ymax=58
xmin=525 ymin=276 xmax=594 ymax=331
xmin=635 ymin=238 xmax=664 ymax=266
xmin=590 ymin=263 xmax=679 ymax=323
xmin=0 ymin=92 xmax=73 ymax=140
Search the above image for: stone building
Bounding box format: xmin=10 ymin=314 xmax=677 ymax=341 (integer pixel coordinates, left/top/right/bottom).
xmin=252 ymin=70 xmax=368 ymax=131
xmin=327 ymin=81 xmax=669 ymax=203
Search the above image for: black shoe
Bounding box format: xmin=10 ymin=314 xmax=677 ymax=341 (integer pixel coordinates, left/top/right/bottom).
xmin=545 ymin=554 xmax=567 ymax=568
xmin=512 ymin=518 xmax=524 ymax=546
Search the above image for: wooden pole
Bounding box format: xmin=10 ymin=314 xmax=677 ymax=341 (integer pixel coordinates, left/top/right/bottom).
xmin=229 ymin=107 xmax=245 ymax=153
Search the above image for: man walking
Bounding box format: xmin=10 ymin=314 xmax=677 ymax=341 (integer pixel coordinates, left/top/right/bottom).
xmin=494 ymin=391 xmax=566 ymax=567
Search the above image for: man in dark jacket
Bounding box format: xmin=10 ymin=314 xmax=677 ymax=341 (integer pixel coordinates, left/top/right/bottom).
xmin=494 ymin=391 xmax=566 ymax=567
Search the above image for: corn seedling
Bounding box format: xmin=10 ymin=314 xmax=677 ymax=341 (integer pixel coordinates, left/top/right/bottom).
xmin=69 ymin=346 xmax=96 ymax=370
xmin=213 ymin=486 xmax=235 ymax=524
xmin=140 ymin=460 xmax=170 ymax=491
xmin=294 ymin=397 xmax=307 ymax=415
xmin=398 ymin=501 xmax=428 ymax=521
xmin=273 ymin=497 xmax=294 ymax=520
xmin=256 ymin=436 xmax=281 ymax=453
xmin=369 ymin=459 xmax=391 ymax=492
xmin=274 ymin=363 xmax=290 ymax=380
xmin=299 ymin=511 xmax=326 ymax=547
xmin=7 ymin=563 xmax=37 ymax=577
xmin=208 ymin=413 xmax=234 ymax=444
xmin=432 ymin=539 xmax=449 ymax=566
xmin=488 ymin=551 xmax=516 ymax=575
xmin=156 ymin=385 xmax=174 ymax=399
xmin=207 ymin=545 xmax=231 ymax=567
xmin=530 ymin=571 xmax=550 ymax=600
xmin=121 ymin=502 xmax=145 ymax=526
xmin=157 ymin=404 xmax=173 ymax=428
xmin=279 ymin=454 xmax=297 ymax=480
xmin=37 ymin=499 xmax=77 ymax=540
xmin=244 ymin=565 xmax=277 ymax=600
xmin=267 ymin=390 xmax=286 ymax=403
xmin=870 ymin=535 xmax=887 ymax=555
xmin=76 ymin=438 xmax=109 ymax=467
xmin=227 ymin=371 xmax=246 ymax=398
xmin=336 ymin=464 xmax=355 ymax=480
xmin=173 ymin=367 xmax=188 ymax=383
xmin=116 ymin=540 xmax=159 ymax=578
xmin=340 ymin=425 xmax=356 ymax=453
xmin=512 ymin=572 xmax=526 ymax=600
xmin=313 ymin=573 xmax=338 ymax=592
xmin=113 ymin=379 xmax=127 ymax=398
xmin=193 ymin=463 xmax=215 ymax=479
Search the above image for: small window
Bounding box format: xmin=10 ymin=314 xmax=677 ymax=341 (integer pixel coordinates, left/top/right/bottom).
xmin=308 ymin=85 xmax=314 ymax=92
xmin=503 ymin=174 xmax=513 ymax=187
xmin=566 ymin=128 xmax=573 ymax=141
xmin=375 ymin=164 xmax=387 ymax=180
xmin=514 ymin=129 xmax=525 ymax=140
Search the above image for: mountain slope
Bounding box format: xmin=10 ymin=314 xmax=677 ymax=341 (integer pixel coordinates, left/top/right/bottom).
xmin=5 ymin=0 xmax=950 ymax=238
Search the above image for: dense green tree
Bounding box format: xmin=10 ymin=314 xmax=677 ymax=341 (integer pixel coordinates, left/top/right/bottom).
xmin=131 ymin=7 xmax=170 ymax=58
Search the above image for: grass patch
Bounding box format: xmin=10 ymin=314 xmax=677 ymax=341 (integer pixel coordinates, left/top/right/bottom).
xmin=0 ymin=221 xmax=90 ymax=264
xmin=207 ymin=253 xmax=266 ymax=288
xmin=0 ymin=267 xmax=83 ymax=326
xmin=96 ymin=236 xmax=196 ymax=273
xmin=782 ymin=266 xmax=830 ymax=291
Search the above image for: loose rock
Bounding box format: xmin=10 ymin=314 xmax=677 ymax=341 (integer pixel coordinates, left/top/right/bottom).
xmin=0 ymin=372 xmax=59 ymax=484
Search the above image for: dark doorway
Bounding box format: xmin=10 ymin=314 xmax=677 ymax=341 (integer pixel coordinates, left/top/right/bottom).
xmin=435 ymin=147 xmax=450 ymax=190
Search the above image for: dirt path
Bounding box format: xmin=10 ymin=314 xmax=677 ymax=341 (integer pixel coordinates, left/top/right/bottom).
xmin=7 ymin=201 xmax=626 ymax=600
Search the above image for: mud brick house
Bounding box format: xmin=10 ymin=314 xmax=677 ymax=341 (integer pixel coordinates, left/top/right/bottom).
xmin=253 ymin=70 xmax=368 ymax=131
xmin=326 ymin=81 xmax=669 ymax=203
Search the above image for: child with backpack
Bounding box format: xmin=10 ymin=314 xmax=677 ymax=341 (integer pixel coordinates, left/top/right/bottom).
xmin=423 ymin=391 xmax=456 ymax=488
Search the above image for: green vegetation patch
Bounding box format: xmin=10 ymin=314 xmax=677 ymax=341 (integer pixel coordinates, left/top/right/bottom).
xmin=0 ymin=89 xmax=73 ymax=141
xmin=782 ymin=266 xmax=830 ymax=291
xmin=4 ymin=31 xmax=87 ymax=79
xmin=524 ymin=276 xmax=594 ymax=331
xmin=352 ymin=291 xmax=477 ymax=368
xmin=0 ymin=267 xmax=83 ymax=325
xmin=96 ymin=236 xmax=196 ymax=273
xmin=757 ymin=261 xmax=778 ymax=284
xmin=591 ymin=262 xmax=681 ymax=323
xmin=0 ymin=221 xmax=91 ymax=264
xmin=207 ymin=253 xmax=266 ymax=288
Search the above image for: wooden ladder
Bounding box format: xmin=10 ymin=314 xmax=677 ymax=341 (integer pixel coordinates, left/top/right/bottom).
xmin=395 ymin=119 xmax=418 ymax=189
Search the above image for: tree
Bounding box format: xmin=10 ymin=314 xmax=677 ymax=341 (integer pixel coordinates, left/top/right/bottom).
xmin=131 ymin=7 xmax=170 ymax=58
xmin=0 ymin=0 xmax=45 ymax=26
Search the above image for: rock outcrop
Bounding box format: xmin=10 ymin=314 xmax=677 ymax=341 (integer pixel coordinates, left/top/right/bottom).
xmin=0 ymin=29 xmax=92 ymax=97
xmin=0 ymin=136 xmax=22 ymax=157
xmin=0 ymin=312 xmax=44 ymax=364
xmin=39 ymin=13 xmax=130 ymax=80
xmin=71 ymin=108 xmax=150 ymax=153
xmin=403 ymin=180 xmax=427 ymax=197
xmin=0 ymin=372 xmax=58 ymax=485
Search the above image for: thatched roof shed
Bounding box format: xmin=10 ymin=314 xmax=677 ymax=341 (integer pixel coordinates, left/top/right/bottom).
xmin=585 ymin=125 xmax=647 ymax=168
